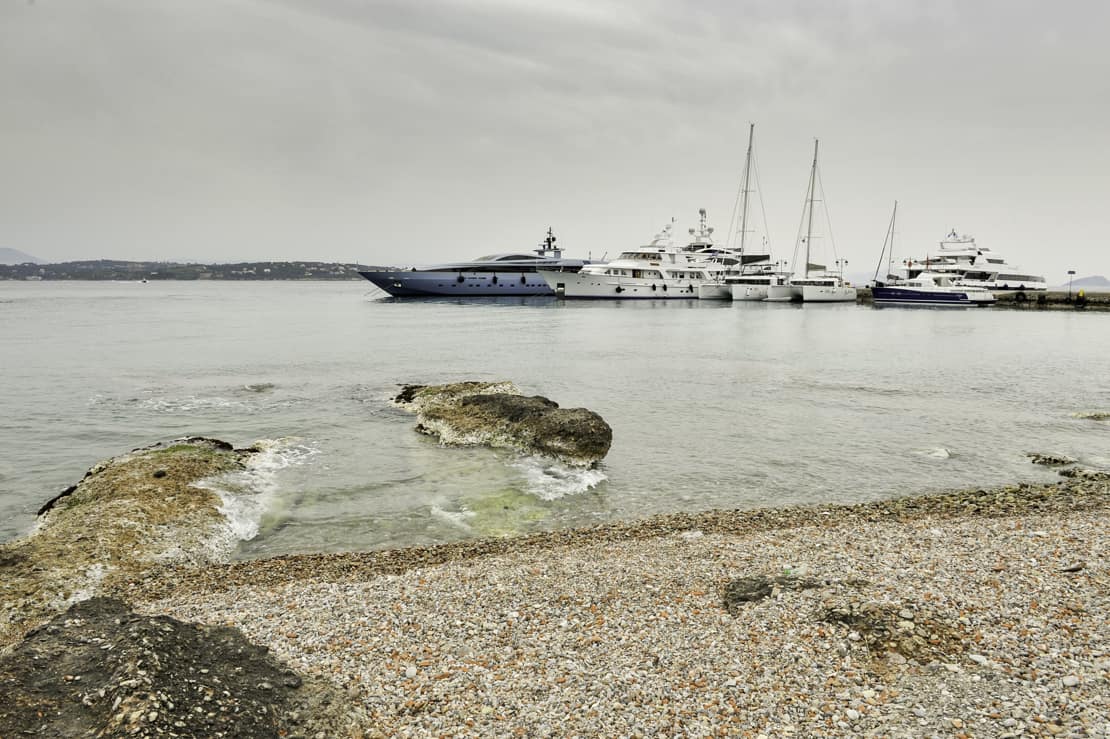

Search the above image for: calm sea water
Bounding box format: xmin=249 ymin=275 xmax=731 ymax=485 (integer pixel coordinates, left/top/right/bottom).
xmin=1 ymin=281 xmax=1107 ymax=558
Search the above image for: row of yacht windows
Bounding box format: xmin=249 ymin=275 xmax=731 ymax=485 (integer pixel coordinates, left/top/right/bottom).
xmin=604 ymin=269 xmax=707 ymax=279
xmin=962 ymin=272 xmax=1042 ymax=283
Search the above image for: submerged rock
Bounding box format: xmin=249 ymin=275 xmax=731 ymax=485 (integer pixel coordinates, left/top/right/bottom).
xmin=1071 ymin=411 xmax=1110 ymax=421
xmin=1026 ymin=452 xmax=1079 ymax=466
xmin=0 ymin=597 xmax=343 ymax=738
xmin=395 ymin=381 xmax=612 ymax=468
xmin=0 ymin=437 xmax=257 ymax=649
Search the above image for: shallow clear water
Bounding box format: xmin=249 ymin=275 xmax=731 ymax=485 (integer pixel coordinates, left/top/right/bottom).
xmin=1 ymin=281 xmax=1107 ymax=558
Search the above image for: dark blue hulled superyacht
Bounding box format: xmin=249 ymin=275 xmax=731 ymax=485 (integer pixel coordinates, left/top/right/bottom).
xmin=359 ymin=229 xmax=590 ymax=297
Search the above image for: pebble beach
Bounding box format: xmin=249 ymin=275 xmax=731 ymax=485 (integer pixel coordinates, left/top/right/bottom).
xmin=131 ymin=478 xmax=1110 ymax=738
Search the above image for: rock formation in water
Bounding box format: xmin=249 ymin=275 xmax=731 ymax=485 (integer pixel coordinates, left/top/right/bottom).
xmin=0 ymin=437 xmax=255 ymax=649
xmin=394 ymin=381 xmax=613 ymax=468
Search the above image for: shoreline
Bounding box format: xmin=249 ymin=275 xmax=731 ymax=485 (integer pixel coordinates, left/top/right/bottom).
xmin=120 ymin=475 xmax=1108 ymax=603
xmin=129 ymin=477 xmax=1109 ymax=737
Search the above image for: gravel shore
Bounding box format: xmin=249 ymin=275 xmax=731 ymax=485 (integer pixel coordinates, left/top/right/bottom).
xmin=135 ymin=478 xmax=1109 ymax=737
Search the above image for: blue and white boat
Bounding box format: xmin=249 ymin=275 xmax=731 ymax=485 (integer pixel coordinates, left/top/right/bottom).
xmin=869 ymin=202 xmax=994 ymax=307
xmin=872 ymin=271 xmax=996 ymax=307
xmin=358 ymin=229 xmax=590 ymax=297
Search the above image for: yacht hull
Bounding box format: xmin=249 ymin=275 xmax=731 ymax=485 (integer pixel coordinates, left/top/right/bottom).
xmin=872 ymin=286 xmax=995 ymax=307
xmin=801 ymin=285 xmax=857 ymax=302
xmin=731 ymin=284 xmax=770 ymax=301
xmin=359 ymin=270 xmax=554 ymax=297
xmin=763 ymin=284 xmax=802 ymax=302
xmin=539 ymin=270 xmax=701 ymax=298
xmin=697 ymin=283 xmax=732 ymax=300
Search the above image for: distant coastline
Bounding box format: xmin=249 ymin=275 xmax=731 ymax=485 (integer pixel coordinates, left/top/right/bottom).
xmin=0 ymin=260 xmax=364 ymax=281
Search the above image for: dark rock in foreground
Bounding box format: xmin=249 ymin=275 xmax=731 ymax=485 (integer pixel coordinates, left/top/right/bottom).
xmin=0 ymin=597 xmax=332 ymax=739
xmin=394 ymin=381 xmax=612 ymax=468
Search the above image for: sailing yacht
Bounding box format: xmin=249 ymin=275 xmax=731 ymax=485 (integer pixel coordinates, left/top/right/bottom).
xmin=766 ymin=139 xmax=856 ymax=303
xmin=698 ymin=123 xmax=776 ymax=300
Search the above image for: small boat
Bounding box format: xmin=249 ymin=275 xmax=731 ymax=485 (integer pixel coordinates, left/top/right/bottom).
xmin=358 ymin=229 xmax=589 ymax=297
xmin=870 ymin=203 xmax=995 ymax=307
xmin=872 ymin=271 xmax=997 ymax=307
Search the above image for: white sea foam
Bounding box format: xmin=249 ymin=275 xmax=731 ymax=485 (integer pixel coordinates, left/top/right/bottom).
xmin=511 ymin=457 xmax=607 ymax=501
xmin=138 ymin=395 xmax=251 ymax=413
xmin=430 ymin=505 xmax=476 ymax=531
xmin=194 ymin=438 xmax=319 ymax=552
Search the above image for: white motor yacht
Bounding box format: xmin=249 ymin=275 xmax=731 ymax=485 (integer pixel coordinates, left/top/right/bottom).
xmin=904 ymin=230 xmax=1046 ymax=292
xmin=539 ymin=214 xmax=726 ymax=299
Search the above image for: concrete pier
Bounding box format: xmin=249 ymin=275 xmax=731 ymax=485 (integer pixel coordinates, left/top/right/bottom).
xmin=855 ymin=288 xmax=1109 ymax=310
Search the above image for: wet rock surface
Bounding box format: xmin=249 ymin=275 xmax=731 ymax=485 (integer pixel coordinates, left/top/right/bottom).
xmin=0 ymin=437 xmax=256 ymax=649
xmin=0 ymin=597 xmax=344 ymax=739
xmin=394 ymin=381 xmax=612 ymax=467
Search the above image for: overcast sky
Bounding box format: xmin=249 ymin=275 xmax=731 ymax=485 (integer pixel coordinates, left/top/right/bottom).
xmin=2 ymin=0 xmax=1108 ymax=280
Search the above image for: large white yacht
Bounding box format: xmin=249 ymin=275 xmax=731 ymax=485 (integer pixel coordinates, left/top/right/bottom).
xmin=904 ymin=230 xmax=1047 ymax=291
xmin=538 ymin=212 xmax=727 ymax=298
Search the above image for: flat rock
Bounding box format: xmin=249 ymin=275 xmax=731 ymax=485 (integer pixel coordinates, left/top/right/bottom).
xmin=0 ymin=597 xmax=341 ymax=738
xmin=0 ymin=437 xmax=257 ymax=649
xmin=394 ymin=381 xmax=612 ymax=468
xmin=720 ymin=574 xmax=825 ymax=613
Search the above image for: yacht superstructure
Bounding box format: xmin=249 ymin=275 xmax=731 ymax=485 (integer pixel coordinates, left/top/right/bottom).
xmin=905 ymin=231 xmax=1046 ymax=291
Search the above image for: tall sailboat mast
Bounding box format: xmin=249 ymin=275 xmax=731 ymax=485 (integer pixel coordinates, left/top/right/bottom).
xmin=886 ymin=200 xmax=898 ymax=281
xmin=872 ymin=200 xmax=898 ymax=285
xmin=804 ymin=139 xmax=819 ymax=279
xmin=738 ymin=123 xmax=754 ymax=257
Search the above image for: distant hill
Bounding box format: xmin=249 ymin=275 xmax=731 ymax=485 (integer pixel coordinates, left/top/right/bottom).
xmin=0 ymin=248 xmax=44 ymax=265
xmin=1054 ymin=275 xmax=1110 ymax=292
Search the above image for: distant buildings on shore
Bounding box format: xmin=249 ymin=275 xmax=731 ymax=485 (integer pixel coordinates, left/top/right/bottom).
xmin=0 ymin=260 xmax=364 ymax=281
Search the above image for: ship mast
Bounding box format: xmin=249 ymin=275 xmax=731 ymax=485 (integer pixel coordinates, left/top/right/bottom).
xmin=804 ymin=139 xmax=819 ymax=279
xmin=872 ymin=200 xmax=898 ymax=285
xmin=738 ymin=123 xmax=754 ymax=257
